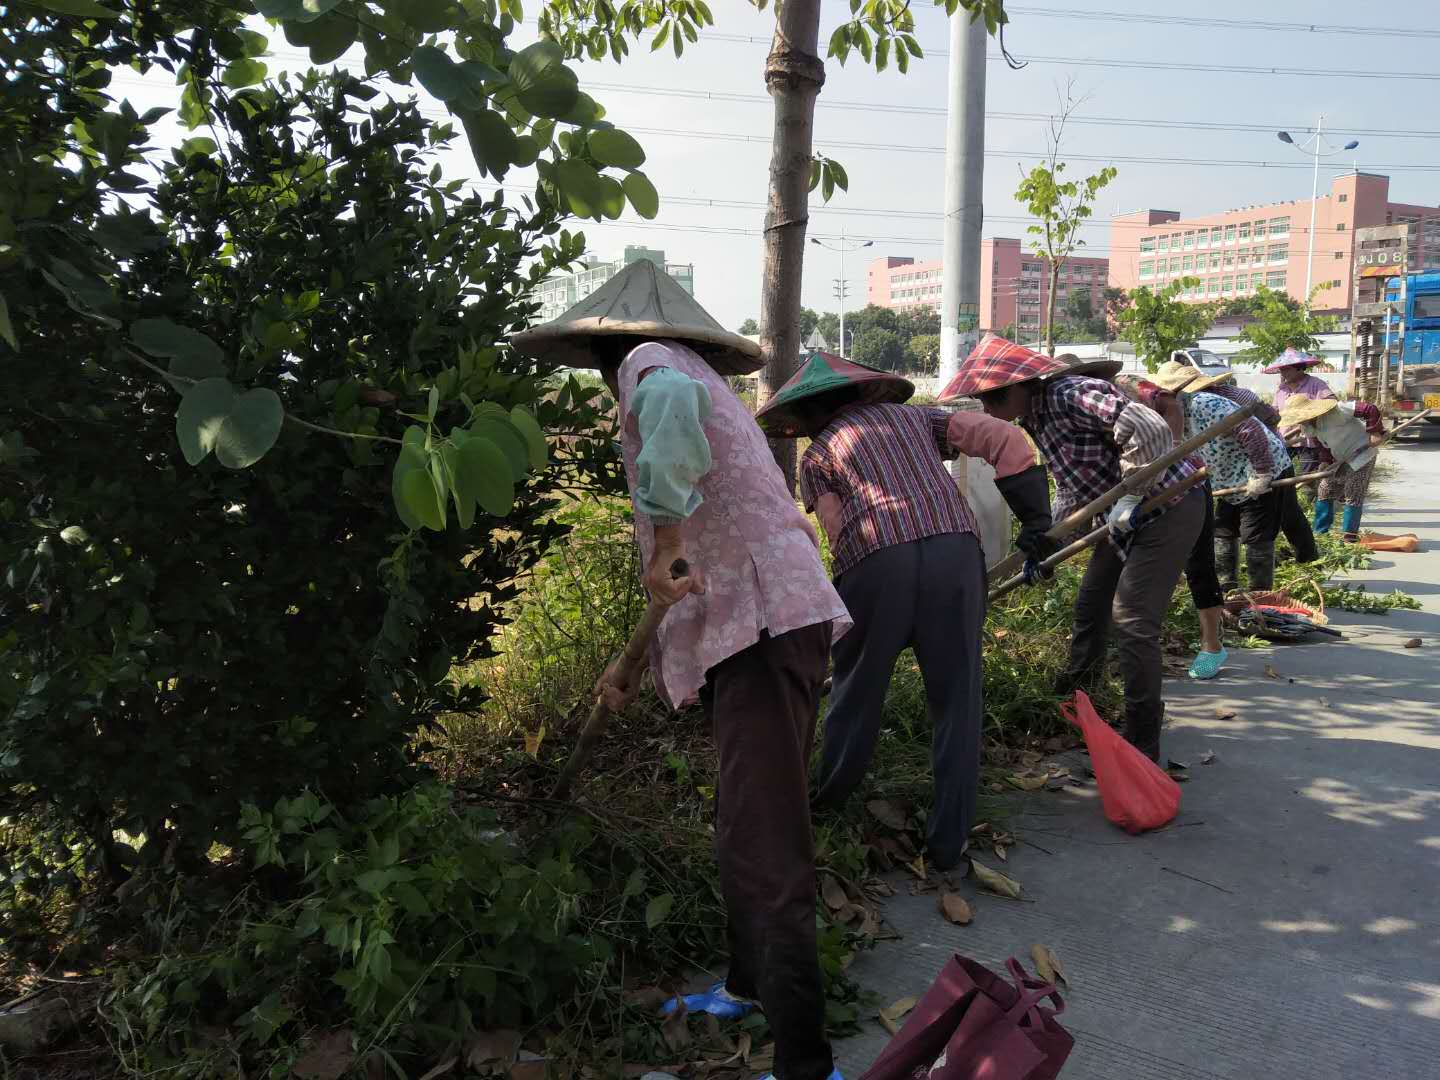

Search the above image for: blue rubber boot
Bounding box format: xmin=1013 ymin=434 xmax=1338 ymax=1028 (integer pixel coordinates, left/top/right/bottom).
xmin=658 ymin=982 xmax=756 ymax=1020
xmin=1312 ymin=498 xmax=1335 ymax=535
xmin=1341 ymin=505 xmax=1363 ymax=540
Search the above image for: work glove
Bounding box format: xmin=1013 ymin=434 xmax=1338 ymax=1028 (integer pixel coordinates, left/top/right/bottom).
xmin=995 ymin=465 xmax=1059 ymax=562
xmin=1244 ymin=472 xmax=1273 ymax=498
xmin=1106 ymin=493 xmax=1144 ymax=539
xmin=1021 ymin=557 xmax=1053 ymax=585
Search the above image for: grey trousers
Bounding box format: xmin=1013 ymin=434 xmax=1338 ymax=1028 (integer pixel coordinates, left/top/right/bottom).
xmin=813 ymin=532 xmax=986 ymax=869
xmin=1060 ymin=488 xmax=1206 ymax=761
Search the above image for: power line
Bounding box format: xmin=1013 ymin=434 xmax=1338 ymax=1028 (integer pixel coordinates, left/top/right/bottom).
xmin=617 ymin=124 xmax=1440 ymax=172
xmin=1005 ymin=5 xmax=1440 ymax=40
xmin=580 ymin=82 xmax=1436 ymax=141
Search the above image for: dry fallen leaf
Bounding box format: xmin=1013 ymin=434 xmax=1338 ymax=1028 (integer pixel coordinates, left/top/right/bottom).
xmin=1214 ymin=706 xmax=1237 ymax=721
xmin=993 ymin=628 xmax=1009 ymax=640
xmin=1264 ymin=663 xmax=1281 ymax=680
xmin=704 ymin=1012 xmax=736 ymax=1053
xmin=523 ymin=725 xmax=545 ymax=757
xmin=879 ymin=996 xmax=919 ymax=1025
xmin=906 ymin=853 xmax=928 ymax=881
xmin=1167 ymin=758 xmax=1189 ymax=771
xmin=660 ymin=999 xmax=692 ymax=1054
xmin=859 ymin=907 xmax=883 ymax=937
xmin=1167 ymin=766 xmax=1190 ymax=783
xmin=971 ymin=859 xmax=1022 ymax=900
xmin=938 ymin=890 xmax=974 ymax=925
xmin=988 ymin=781 xmax=1005 ymax=793
xmin=1031 ymin=944 xmax=1069 ymax=989
xmin=623 ymin=986 xmax=671 ymax=1011
xmin=993 ymin=843 xmax=1008 ymax=862
xmin=293 ymin=1030 xmax=356 ymax=1080
xmin=1200 ymin=750 xmax=1217 ymax=766
xmin=820 ymin=873 xmax=848 ymax=913
xmin=1006 ymin=773 xmax=1048 ymax=792
xmin=866 ymin=798 xmax=909 ymax=831
xmin=970 ymin=821 xmax=993 ymax=837
xmin=1404 ymin=637 xmax=1422 ymax=649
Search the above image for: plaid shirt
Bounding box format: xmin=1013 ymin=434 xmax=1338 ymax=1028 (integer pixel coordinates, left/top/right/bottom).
xmin=1022 ymin=375 xmax=1195 ymax=537
xmin=1207 ymin=381 xmax=1280 ymax=429
xmin=801 ymin=403 xmax=978 ymax=577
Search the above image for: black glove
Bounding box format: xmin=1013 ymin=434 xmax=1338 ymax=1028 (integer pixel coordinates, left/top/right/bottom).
xmin=995 ymin=465 xmax=1059 ymax=562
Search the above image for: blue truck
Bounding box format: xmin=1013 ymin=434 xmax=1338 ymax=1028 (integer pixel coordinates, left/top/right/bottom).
xmin=1367 ymin=272 xmax=1440 ymax=425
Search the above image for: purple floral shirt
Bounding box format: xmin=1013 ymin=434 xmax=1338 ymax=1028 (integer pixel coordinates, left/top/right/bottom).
xmin=617 ymin=341 xmax=851 ymax=709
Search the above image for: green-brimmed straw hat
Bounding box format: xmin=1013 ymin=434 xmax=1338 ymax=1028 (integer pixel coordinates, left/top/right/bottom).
xmin=756 ymin=351 xmax=914 ymax=438
xmin=510 ymin=259 xmax=762 ymax=376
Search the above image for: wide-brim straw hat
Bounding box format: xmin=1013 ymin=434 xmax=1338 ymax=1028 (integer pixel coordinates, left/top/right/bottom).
xmin=936 ymin=334 xmax=1071 ymax=402
xmin=1278 ymin=395 xmax=1338 ymax=427
xmin=756 ymin=351 xmax=914 ymax=438
xmin=1262 ymin=348 xmax=1322 ymax=375
xmin=1054 ymin=354 xmax=1124 ymax=381
xmin=1185 ymin=369 xmax=1236 ymax=394
xmin=1151 ymin=359 xmax=1203 ymax=393
xmin=510 ymin=259 xmax=762 ymax=376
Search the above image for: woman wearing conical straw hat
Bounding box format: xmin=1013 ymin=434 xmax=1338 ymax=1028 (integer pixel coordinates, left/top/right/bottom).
xmin=1118 ymin=361 xmax=1296 ymax=680
xmin=513 ymin=261 xmax=849 ymax=1080
xmin=1278 ymin=395 xmax=1386 ymax=541
xmin=941 ymin=335 xmax=1206 ymax=762
xmin=756 ymin=351 xmax=1055 ymax=873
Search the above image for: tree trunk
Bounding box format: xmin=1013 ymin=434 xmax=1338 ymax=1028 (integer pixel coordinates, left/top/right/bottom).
xmin=1044 ymin=263 xmax=1059 ymax=355
xmin=758 ymin=0 xmax=825 ymax=493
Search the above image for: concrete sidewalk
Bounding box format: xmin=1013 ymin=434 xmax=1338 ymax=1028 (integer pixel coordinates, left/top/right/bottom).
xmin=836 ymin=441 xmax=1440 ymax=1080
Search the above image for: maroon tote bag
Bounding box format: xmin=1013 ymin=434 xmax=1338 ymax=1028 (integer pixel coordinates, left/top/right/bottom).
xmin=860 ymin=955 xmax=1073 ymax=1080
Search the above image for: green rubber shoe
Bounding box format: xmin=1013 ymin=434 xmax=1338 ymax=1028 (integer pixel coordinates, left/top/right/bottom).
xmin=1188 ymin=648 xmax=1228 ymax=680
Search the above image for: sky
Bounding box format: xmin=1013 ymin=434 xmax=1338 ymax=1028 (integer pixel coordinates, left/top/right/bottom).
xmin=111 ymin=1 xmax=1440 ymax=332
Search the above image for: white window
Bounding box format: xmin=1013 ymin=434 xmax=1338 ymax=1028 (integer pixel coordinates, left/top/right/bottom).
xmin=1224 ymin=225 xmax=1236 ymax=244
xmin=1266 ymin=271 xmax=1287 ymax=288
xmin=1211 ymin=227 xmax=1224 ymax=246
xmin=1207 ymin=278 xmax=1220 ymax=297
xmin=1183 ymin=231 xmax=1196 ymax=250
xmin=1269 ymin=216 xmax=1290 ymax=237
xmin=1221 ymin=276 xmax=1234 ymax=295
xmin=1269 ymin=245 xmax=1288 ymax=264
xmin=1238 ymin=223 xmax=1251 ymax=241
xmin=1140 ymin=237 xmax=1156 ymax=254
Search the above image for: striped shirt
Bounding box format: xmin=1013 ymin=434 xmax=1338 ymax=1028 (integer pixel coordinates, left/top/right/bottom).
xmin=1023 ymin=375 xmax=1195 ymax=537
xmin=800 ymin=403 xmax=978 ymax=577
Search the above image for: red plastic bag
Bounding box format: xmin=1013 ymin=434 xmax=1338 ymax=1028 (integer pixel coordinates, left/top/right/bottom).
xmin=1060 ymin=690 xmax=1179 ymax=834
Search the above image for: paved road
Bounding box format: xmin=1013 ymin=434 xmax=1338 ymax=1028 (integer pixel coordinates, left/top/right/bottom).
xmin=836 ymin=440 xmax=1440 ymax=1080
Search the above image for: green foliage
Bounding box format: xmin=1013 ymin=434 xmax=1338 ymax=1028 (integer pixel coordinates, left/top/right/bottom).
xmin=1234 ymin=285 xmax=1338 ymax=362
xmin=851 ymin=326 xmax=904 ymax=371
xmin=906 ymin=333 xmax=941 ymax=375
xmin=1117 ymin=278 xmax=1217 ymax=372
xmin=1015 ymin=154 xmax=1118 ymax=353
xmin=739 ymin=317 xmax=761 ymax=335
xmin=825 ymin=0 xmax=1010 ymax=69
xmin=0 ymin=20 xmax=624 ymax=910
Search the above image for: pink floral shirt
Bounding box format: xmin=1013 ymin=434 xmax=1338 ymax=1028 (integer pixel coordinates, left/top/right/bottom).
xmin=618 ymin=341 xmax=851 ymax=709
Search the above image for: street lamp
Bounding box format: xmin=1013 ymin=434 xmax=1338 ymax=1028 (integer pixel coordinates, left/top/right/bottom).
xmin=1275 ymin=116 xmax=1360 ymax=307
xmin=812 ymin=228 xmax=873 ymax=356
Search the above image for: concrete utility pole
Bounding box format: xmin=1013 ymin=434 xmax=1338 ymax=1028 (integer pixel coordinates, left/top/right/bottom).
xmin=939 ymin=11 xmax=1010 ymax=566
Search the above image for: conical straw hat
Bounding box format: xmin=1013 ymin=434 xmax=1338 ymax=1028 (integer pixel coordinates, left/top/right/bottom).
xmin=511 ymin=259 xmax=762 ymax=375
xmin=936 ymin=334 xmax=1071 ymax=402
xmin=1055 ymin=354 xmax=1124 ymax=381
xmin=1278 ymin=395 xmax=1338 ymax=427
xmin=756 ymin=352 xmax=914 ymax=438
xmin=1151 ymin=359 xmax=1203 ymax=393
xmin=1262 ymin=347 xmax=1322 ymax=375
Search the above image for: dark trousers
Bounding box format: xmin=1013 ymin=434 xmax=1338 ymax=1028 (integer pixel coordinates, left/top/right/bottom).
xmin=1183 ymin=480 xmax=1225 ymax=610
xmin=703 ymin=623 xmax=834 ymax=1080
xmin=1214 ymin=467 xmax=1292 ymax=592
xmin=1060 ymin=489 xmax=1206 ymax=761
xmin=1278 ymin=481 xmax=1320 ymax=563
xmin=813 ymin=532 xmax=987 ymax=869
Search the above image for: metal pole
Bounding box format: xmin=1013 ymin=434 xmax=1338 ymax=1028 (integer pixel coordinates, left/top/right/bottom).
xmin=838 ymin=224 xmax=847 ymax=358
xmin=1304 ymin=115 xmax=1322 ymax=306
xmin=939 ymin=13 xmax=986 ymax=384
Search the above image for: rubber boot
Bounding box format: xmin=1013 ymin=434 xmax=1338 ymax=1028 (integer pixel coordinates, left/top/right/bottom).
xmin=1312 ymin=498 xmax=1335 ymax=535
xmin=1245 ymin=540 xmax=1276 ymax=591
xmin=1214 ymin=535 xmax=1240 ymax=595
xmin=1341 ymin=505 xmax=1363 ymax=542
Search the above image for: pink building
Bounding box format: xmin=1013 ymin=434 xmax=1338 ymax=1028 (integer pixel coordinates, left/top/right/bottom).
xmin=866 ymin=238 xmax=1109 ymax=339
xmin=1108 ymin=172 xmax=1440 ymax=315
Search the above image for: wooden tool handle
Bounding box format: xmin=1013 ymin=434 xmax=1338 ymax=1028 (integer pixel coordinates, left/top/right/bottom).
xmin=988 ymin=469 xmax=1210 ymax=604
xmin=549 ymin=558 xmax=688 ymax=801
xmin=989 ymin=400 xmax=1262 ymax=582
